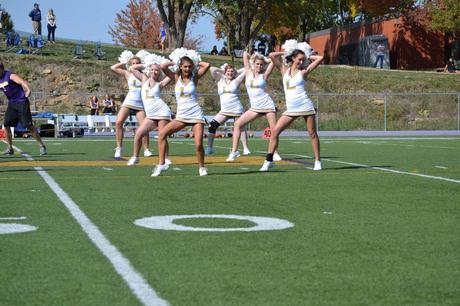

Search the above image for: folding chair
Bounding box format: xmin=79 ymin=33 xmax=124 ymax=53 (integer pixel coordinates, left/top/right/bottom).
xmin=73 ymin=43 xmax=85 ymax=59
xmin=94 ymin=41 xmax=106 ymax=60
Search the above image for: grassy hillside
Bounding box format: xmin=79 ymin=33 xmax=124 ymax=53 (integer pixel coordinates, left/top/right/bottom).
xmin=1 ymin=39 xmax=459 ymax=130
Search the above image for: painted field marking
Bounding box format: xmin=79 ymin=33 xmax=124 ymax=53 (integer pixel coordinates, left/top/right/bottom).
xmin=0 ymin=216 xmax=27 ymax=220
xmin=435 ymin=166 xmax=448 ymax=169
xmin=0 ymin=223 xmax=38 ymax=234
xmin=9 ymin=144 xmax=169 ymax=306
xmin=286 ymin=152 xmax=460 ymax=185
xmin=210 ymin=143 xmax=460 ymax=184
xmin=134 ymin=214 xmax=294 ymax=232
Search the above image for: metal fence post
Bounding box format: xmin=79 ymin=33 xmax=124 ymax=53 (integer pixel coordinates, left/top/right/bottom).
xmin=316 ymin=96 xmax=320 ymax=132
xmin=458 ymin=94 xmax=460 ymax=132
xmin=384 ymin=94 xmax=387 ymax=132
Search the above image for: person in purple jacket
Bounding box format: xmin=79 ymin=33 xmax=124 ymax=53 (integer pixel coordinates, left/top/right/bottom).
xmin=0 ymin=62 xmax=46 ymax=156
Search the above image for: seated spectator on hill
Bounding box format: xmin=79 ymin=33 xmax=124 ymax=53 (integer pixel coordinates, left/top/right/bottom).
xmin=210 ymin=45 xmax=218 ymax=55
xmin=102 ymin=94 xmax=114 ymax=114
xmin=444 ymin=58 xmax=459 ymax=74
xmin=88 ymin=95 xmax=99 ymax=115
xmin=219 ymin=46 xmax=229 ymax=56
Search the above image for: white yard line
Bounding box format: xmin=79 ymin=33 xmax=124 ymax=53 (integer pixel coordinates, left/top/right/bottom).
xmin=209 ymin=143 xmax=460 ymax=185
xmin=9 ymin=144 xmax=169 ymax=306
xmin=0 ymin=216 xmax=27 ymax=220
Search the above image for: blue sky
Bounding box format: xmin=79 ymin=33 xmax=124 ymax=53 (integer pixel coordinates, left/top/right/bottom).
xmin=1 ymin=0 xmax=221 ymax=51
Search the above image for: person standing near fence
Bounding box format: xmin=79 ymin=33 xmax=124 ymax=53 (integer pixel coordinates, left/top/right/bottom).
xmin=205 ymin=63 xmax=250 ymax=156
xmin=111 ymin=54 xmax=153 ymax=159
xmin=226 ymin=51 xmax=282 ymax=162
xmin=28 ymin=3 xmax=42 ymax=36
xmin=260 ymin=41 xmax=322 ymax=171
xmin=88 ymin=95 xmax=99 ymax=115
xmin=155 ymin=50 xmax=210 ymax=176
xmin=0 ymin=62 xmax=46 ymax=156
xmin=46 ymin=9 xmax=56 ymax=43
xmin=102 ymin=94 xmax=114 ymax=114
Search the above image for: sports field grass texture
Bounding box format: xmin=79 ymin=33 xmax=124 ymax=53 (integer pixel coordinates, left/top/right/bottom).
xmin=1 ymin=136 xmax=459 ymax=305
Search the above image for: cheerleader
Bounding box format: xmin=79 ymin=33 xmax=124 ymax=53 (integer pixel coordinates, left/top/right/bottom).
xmin=110 ymin=53 xmax=153 ymax=159
xmin=205 ymin=64 xmax=250 ymax=155
xmin=226 ymin=51 xmax=281 ymax=162
xmin=126 ymin=59 xmax=172 ymax=166
xmin=260 ymin=41 xmax=323 ymax=171
xmin=153 ymin=50 xmax=210 ymax=176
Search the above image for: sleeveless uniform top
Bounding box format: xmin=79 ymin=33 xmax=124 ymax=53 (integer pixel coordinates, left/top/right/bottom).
xmin=122 ymin=74 xmax=144 ymax=110
xmin=245 ymin=73 xmax=275 ymax=112
xmin=90 ymin=100 xmax=98 ymax=109
xmin=174 ymin=76 xmax=205 ymax=123
xmin=141 ymin=81 xmax=171 ymax=120
xmin=0 ymin=70 xmax=28 ymax=104
xmin=217 ymin=77 xmax=244 ymax=116
xmin=282 ymin=69 xmax=315 ymax=116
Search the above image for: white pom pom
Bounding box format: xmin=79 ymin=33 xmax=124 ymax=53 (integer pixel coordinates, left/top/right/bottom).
xmin=282 ymin=39 xmax=298 ymax=55
xmin=118 ymin=50 xmax=134 ymax=65
xmin=143 ymin=53 xmax=170 ymax=74
xmin=136 ymin=50 xmax=151 ymax=63
xmin=220 ymin=63 xmax=228 ymax=70
xmin=297 ymin=42 xmax=313 ymax=58
xmin=169 ymin=48 xmax=201 ymax=72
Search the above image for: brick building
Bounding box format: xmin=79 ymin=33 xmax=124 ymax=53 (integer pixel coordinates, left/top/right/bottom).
xmin=306 ymin=17 xmax=451 ymax=70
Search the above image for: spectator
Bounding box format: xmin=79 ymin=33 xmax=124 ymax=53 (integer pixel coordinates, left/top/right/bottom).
xmin=0 ymin=62 xmax=47 ymax=156
xmin=88 ymin=95 xmax=99 ymax=115
xmin=159 ymin=22 xmax=167 ymax=52
xmin=28 ymin=3 xmax=42 ymax=36
xmin=374 ymin=43 xmax=385 ymax=69
xmin=257 ymin=42 xmax=266 ymax=56
xmin=444 ymin=57 xmax=459 ymax=74
xmin=210 ymin=45 xmax=218 ymax=55
xmin=219 ymin=46 xmax=229 ymax=56
xmin=102 ymin=94 xmax=114 ymax=114
xmin=46 ymin=9 xmax=56 ymax=43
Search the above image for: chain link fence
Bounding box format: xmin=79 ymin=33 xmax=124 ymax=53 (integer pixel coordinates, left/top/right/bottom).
xmin=9 ymin=91 xmax=459 ymax=132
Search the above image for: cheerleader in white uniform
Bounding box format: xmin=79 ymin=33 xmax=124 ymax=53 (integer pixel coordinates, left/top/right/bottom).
xmin=226 ymin=51 xmax=281 ymax=162
xmin=110 ymin=56 xmax=153 ymax=159
xmin=205 ymin=64 xmax=250 ymax=155
xmin=153 ymin=54 xmax=210 ymax=176
xmin=125 ymin=62 xmax=173 ymax=166
xmin=260 ymin=45 xmax=323 ymax=172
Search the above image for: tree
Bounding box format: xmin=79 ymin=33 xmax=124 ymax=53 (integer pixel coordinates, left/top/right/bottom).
xmin=1 ymin=7 xmax=14 ymax=34
xmin=109 ymin=0 xmax=162 ymax=49
xmin=205 ymin=0 xmax=273 ymax=52
xmin=424 ymin=0 xmax=460 ymax=58
xmin=156 ymin=0 xmax=198 ymax=48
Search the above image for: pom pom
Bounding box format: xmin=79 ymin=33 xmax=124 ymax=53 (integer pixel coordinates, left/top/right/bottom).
xmin=281 ymin=39 xmax=314 ymax=66
xmin=118 ymin=50 xmax=134 ymax=65
xmin=249 ymin=52 xmax=271 ymax=69
xmin=143 ymin=53 xmax=170 ymax=74
xmin=169 ymin=48 xmax=201 ymax=72
xmin=135 ymin=50 xmax=151 ymax=63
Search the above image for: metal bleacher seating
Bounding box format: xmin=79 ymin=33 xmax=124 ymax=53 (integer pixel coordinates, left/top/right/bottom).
xmin=56 ymin=114 xmax=139 ymax=137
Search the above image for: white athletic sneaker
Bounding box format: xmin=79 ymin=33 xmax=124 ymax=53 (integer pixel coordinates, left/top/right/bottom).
xmin=151 ymin=164 xmax=169 ymax=177
xmin=226 ymin=150 xmax=240 ymax=162
xmin=259 ymin=160 xmax=274 ymax=172
xmin=273 ymin=152 xmax=282 ymax=161
xmin=243 ymin=148 xmax=251 ymax=155
xmin=204 ymin=147 xmax=215 ymax=155
xmin=313 ymin=160 xmax=322 ymax=171
xmin=199 ymin=167 xmax=208 ymax=176
xmin=39 ymin=145 xmax=47 ymax=156
xmin=165 ymin=158 xmax=172 ymax=165
xmin=114 ymin=147 xmax=123 ymax=159
xmin=127 ymin=156 xmax=139 ymax=166
xmin=143 ymin=149 xmax=154 ymax=157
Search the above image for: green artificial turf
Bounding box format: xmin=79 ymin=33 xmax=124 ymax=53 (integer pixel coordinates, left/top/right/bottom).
xmin=1 ymin=136 xmax=459 ymax=305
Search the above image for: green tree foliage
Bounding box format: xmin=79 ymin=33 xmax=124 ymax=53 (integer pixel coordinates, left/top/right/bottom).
xmin=1 ymin=7 xmax=14 ymax=33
